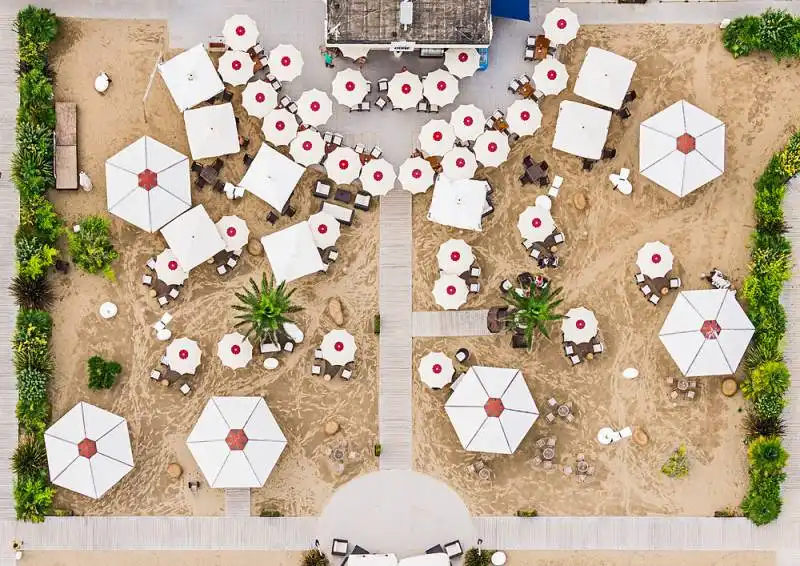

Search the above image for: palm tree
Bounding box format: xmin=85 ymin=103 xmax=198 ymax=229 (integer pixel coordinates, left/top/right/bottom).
xmin=503 ymin=284 xmax=564 ymax=348
xmin=232 ymin=274 xmax=302 ymax=344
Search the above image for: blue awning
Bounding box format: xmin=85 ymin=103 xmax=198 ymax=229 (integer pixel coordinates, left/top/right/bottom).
xmin=491 ymin=0 xmax=530 ymax=21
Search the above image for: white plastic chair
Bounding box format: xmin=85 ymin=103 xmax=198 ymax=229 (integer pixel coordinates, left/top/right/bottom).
xmin=619 ymin=168 xmax=630 ymax=180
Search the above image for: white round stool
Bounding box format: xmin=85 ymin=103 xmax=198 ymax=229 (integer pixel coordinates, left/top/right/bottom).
xmin=156 ymin=328 xmax=172 ymax=341
xmin=597 ymin=427 xmax=615 ymax=445
xmin=622 ymin=367 xmax=639 ymax=380
xmin=99 ymin=302 xmax=118 ymax=319
xmin=94 ymin=73 xmax=110 ymax=93
xmin=491 ymin=551 xmax=507 ymax=566
xmin=264 ymin=357 xmax=279 ymax=370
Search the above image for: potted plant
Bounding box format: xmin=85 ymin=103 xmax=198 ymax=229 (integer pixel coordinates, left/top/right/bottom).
xmin=495 ymin=283 xmax=563 ymax=349
xmin=232 ymin=273 xmax=302 ymax=344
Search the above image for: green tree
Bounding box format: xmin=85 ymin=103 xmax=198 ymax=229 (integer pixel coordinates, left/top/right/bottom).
xmin=87 ymin=356 xmax=122 ymax=390
xmin=502 ymin=284 xmax=563 ymax=348
xmin=233 ymin=274 xmax=302 ymax=344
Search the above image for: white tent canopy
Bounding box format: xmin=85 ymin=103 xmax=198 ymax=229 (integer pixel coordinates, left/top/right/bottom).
xmin=659 ymin=289 xmax=754 ymax=377
xmin=444 ymin=48 xmax=480 ymax=78
xmin=574 ymin=47 xmax=636 ymax=110
xmin=267 ymin=44 xmax=304 ymax=82
xmin=106 ymin=136 xmax=191 ymax=233
xmin=223 ymin=14 xmax=259 ymax=51
xmin=240 ymin=143 xmax=305 ymax=212
xmin=183 ymin=103 xmax=240 ymax=160
xmin=639 ymin=100 xmax=725 ymax=198
xmin=427 ymin=176 xmax=489 ymax=231
xmin=242 ymin=80 xmax=278 ymax=118
xmin=552 ymin=101 xmax=611 ymax=160
xmin=187 ymin=397 xmax=287 ymax=488
xmin=359 ymin=158 xmax=397 ymax=196
xmin=159 ymin=44 xmax=224 ymax=111
xmin=261 ymin=221 xmax=326 ymax=282
xmin=218 ymin=50 xmax=253 ymax=86
xmin=45 ymin=402 xmax=133 ymax=499
xmin=217 ymin=332 xmax=253 ymax=369
xmin=418 ymin=119 xmax=456 ymax=156
xmin=433 ymin=274 xmax=469 ymax=310
xmin=289 ymin=129 xmax=325 ymax=166
xmin=419 ymin=351 xmax=455 ymax=389
xmin=437 ymin=239 xmax=474 ymax=274
xmin=636 ymin=241 xmax=674 ymax=278
xmin=533 ymin=59 xmax=569 ymax=96
xmin=561 ymin=307 xmax=598 ymax=344
xmin=473 ymin=130 xmax=509 ymax=167
xmin=262 ymin=108 xmax=299 ymax=146
xmin=450 ymin=104 xmax=486 ymax=141
xmin=445 ymin=366 xmax=539 ymax=454
xmin=161 ymin=204 xmax=225 ymax=271
xmin=216 ymin=215 xmax=249 ymax=252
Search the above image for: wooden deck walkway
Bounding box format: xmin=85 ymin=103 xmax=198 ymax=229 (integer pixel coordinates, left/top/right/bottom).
xmin=224 ymin=489 xmax=251 ymax=517
xmin=412 ymin=310 xmax=492 ymax=337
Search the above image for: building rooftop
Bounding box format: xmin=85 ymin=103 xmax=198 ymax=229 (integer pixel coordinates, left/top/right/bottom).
xmin=326 ymin=0 xmax=492 ymax=46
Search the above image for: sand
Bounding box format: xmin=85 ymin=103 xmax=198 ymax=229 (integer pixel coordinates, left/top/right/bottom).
xmin=412 ymin=26 xmax=800 ymax=516
xmin=47 ymin=19 xmax=378 ymax=516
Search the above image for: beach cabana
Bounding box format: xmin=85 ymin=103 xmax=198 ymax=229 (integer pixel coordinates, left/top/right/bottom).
xmin=445 ymin=366 xmax=539 ymax=454
xmin=215 ymin=215 xmax=249 ymax=252
xmin=239 ymin=143 xmax=305 ymax=213
xmin=217 ymin=332 xmax=253 ymax=369
xmin=444 ymin=48 xmax=480 ymax=78
xmin=450 ymin=104 xmax=486 ymax=141
xmin=517 ymin=204 xmax=556 ymax=244
xmin=159 ymin=44 xmax=224 ymax=111
xmin=320 ymin=329 xmax=357 ymax=366
xmin=574 ymin=47 xmax=636 ymax=110
xmin=223 ymin=14 xmax=259 ymax=51
xmin=561 ymin=307 xmax=598 ymax=344
xmin=242 ymin=80 xmax=278 ymax=118
xmin=359 ymin=158 xmax=397 ymax=196
xmin=183 ymin=103 xmax=240 ymax=160
xmin=422 ymin=69 xmax=459 ymax=107
xmin=45 ymin=402 xmax=133 ymax=499
xmin=659 ymin=289 xmax=754 ymax=377
xmin=267 ymin=44 xmax=304 ymax=82
xmin=296 ymin=89 xmax=333 ymax=126
xmin=419 ymin=351 xmax=455 ymax=389
xmin=325 ymin=147 xmax=362 ymax=185
xmin=639 ymin=100 xmax=725 ymax=198
xmin=331 ymin=68 xmax=368 ymax=108
xmin=166 ymin=337 xmax=202 ymax=374
xmin=636 ymin=241 xmax=674 ymax=278
xmin=262 ymin=108 xmax=299 ymax=146
xmin=552 ymin=101 xmax=611 ymax=160
xmin=506 ymin=99 xmax=543 ymax=137
xmin=154 ymin=248 xmax=189 ymax=285
xmin=440 ymin=147 xmax=478 ymax=181
xmin=105 ymin=136 xmax=191 ymax=233
xmin=437 ymin=239 xmax=474 ymax=275
xmin=418 ymin=119 xmax=456 ymax=156
xmin=473 ymin=130 xmax=510 ymax=167
xmin=388 ymin=71 xmax=423 ymax=110
xmin=398 ymin=157 xmax=435 ymax=194
xmin=532 ymin=59 xmax=568 ymax=96
xmin=433 ymin=274 xmax=469 ymax=311
xmin=261 ymin=221 xmax=326 ymax=283
xmin=187 ymin=397 xmax=287 ymax=488
xmin=160 ymin=204 xmax=225 ymax=271
xmin=543 ymin=7 xmax=579 ymax=45
xmin=427 ymin=177 xmax=489 ymax=231
xmin=217 ymin=50 xmax=253 ymax=86
xmin=289 ymin=129 xmax=325 ymax=166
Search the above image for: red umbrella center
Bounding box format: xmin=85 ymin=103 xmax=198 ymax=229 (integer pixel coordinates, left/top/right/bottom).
xmin=456 ymin=158 xmax=466 ymax=167
xmin=547 ymin=70 xmax=557 ymax=81
xmin=401 ymin=83 xmax=411 ymax=94
xmin=302 ymin=141 xmax=313 ymax=151
xmin=232 ymin=60 xmax=242 ymax=71
xmin=433 ymin=131 xmax=443 ymax=142
xmin=339 ymin=159 xmax=349 ymax=170
xmin=318 ymin=224 xmax=328 ymax=234
xmin=557 ymin=18 xmax=567 ymax=29
xmin=225 ymin=429 xmax=248 ymax=450
xmin=226 ymin=227 xmax=237 ymax=237
xmin=520 ymin=111 xmax=530 ymax=121
xmin=436 ymin=80 xmax=447 ymax=91
xmin=345 ymin=81 xmax=355 ymax=91
xmin=235 ymin=25 xmax=246 ymax=36
xmin=463 ymin=116 xmax=473 ymax=126
xmin=255 ymin=92 xmax=266 ymax=103
xmin=334 ymin=341 xmax=345 ymax=352
xmin=446 ymin=285 xmax=457 ymax=295
xmin=231 ymin=344 xmax=241 ymax=355
xmin=179 ymin=349 xmax=189 ymax=359
xmin=676 ymin=133 xmax=696 ymax=154
xmin=651 ymin=253 xmax=661 ymax=264
xmin=138 ymin=169 xmax=158 ymax=191
xmin=168 ymin=260 xmax=178 ymax=270
xmin=484 ymin=398 xmax=505 ymax=417
xmin=576 ymin=319 xmax=586 ymax=329
xmin=275 ymin=120 xmax=285 ymax=131
xmin=532 ymin=217 xmax=542 ymax=228
xmin=701 ymin=320 xmax=722 ymax=339
xmin=450 ymin=251 xmax=461 ymax=261
xmin=281 ymin=56 xmax=291 ymax=67
xmin=374 ymin=171 xmax=384 ymax=181
xmin=488 ymin=142 xmax=497 ymax=152
xmin=458 ymin=52 xmax=469 ymax=62
xmin=432 ymin=363 xmax=442 ymax=374
xmin=310 ymin=101 xmax=321 ymax=112
xmin=412 ymin=168 xmax=422 ymax=179
xmin=78 ymin=438 xmax=97 ymax=459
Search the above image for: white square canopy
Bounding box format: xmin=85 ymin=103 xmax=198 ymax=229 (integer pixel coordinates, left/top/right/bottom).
xmin=261 ymin=221 xmax=326 ymax=283
xmin=159 ymin=44 xmax=224 ymax=111
xmin=239 ymin=143 xmax=305 ymax=213
xmin=105 ymin=136 xmax=191 ymax=232
xmin=183 ymin=103 xmax=240 ymax=160
xmin=45 ymin=402 xmax=134 ymax=499
xmin=160 ymin=204 xmax=225 ymax=271
xmin=552 ymin=101 xmax=612 ymax=160
xmin=427 ymin=176 xmax=489 ymax=231
xmin=573 ymin=47 xmax=637 ymax=110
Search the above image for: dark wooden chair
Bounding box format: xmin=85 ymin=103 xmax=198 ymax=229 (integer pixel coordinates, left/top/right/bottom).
xmin=601 ymin=147 xmax=617 ymax=160
xmin=540 ymin=160 xmax=549 ymax=171
xmin=222 ymin=90 xmax=233 ymax=103
xmin=212 ymin=158 xmax=224 ymax=171
xmin=426 ymin=545 xmax=445 ymax=555
xmin=522 ymin=155 xmax=534 ymax=168
xmin=582 ymin=158 xmax=595 ymax=171
xmin=519 ymin=174 xmax=532 ymax=185
xmin=283 ymin=205 xmax=296 ymax=217
xmin=190 ymin=161 xmax=203 ymax=173
xmin=195 ymin=177 xmax=208 ymax=189
xmin=623 ymin=90 xmax=637 ymax=104
xmin=243 ymin=154 xmax=254 ymax=167
xmin=334 ymin=189 xmax=353 ymax=204
xmin=538 ymin=175 xmax=550 ymax=187
xmin=213 ymin=180 xmax=225 ymax=192
xmin=518 ymin=272 xmax=534 ymax=288
xmin=266 ymin=211 xmax=279 ymax=224
xmin=617 ymin=107 xmax=632 ymax=120
xmin=512 ymin=333 xmax=528 ymax=349
xmin=55 ymin=259 xmax=70 ymax=273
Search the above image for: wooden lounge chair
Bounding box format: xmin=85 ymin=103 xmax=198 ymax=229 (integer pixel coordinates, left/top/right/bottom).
xmin=55 ymin=102 xmax=78 ymax=190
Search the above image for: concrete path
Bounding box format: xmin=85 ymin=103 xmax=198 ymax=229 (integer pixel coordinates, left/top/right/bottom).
xmin=412 ymin=310 xmax=492 ymax=337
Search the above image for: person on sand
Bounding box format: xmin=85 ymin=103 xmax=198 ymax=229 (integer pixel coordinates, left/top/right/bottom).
xmin=323 ymin=51 xmax=334 ymax=69
xmin=11 ymin=539 xmax=23 ymax=560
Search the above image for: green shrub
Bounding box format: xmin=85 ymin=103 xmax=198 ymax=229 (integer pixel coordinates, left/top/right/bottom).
xmin=741 ymin=361 xmax=790 ymax=399
xmin=516 ymin=509 xmax=538 ymax=517
xmin=464 ymin=548 xmax=493 ymax=566
xmin=753 ymin=390 xmax=786 ymax=420
xmin=11 ymin=146 xmax=54 ymax=200
xmin=748 ymin=436 xmax=788 ymax=476
xmin=17 ymin=368 xmax=48 ymax=404
xmin=301 ymin=549 xmax=329 ymax=566
xmin=373 ymin=313 xmax=381 ymax=335
xmin=374 ymin=443 xmax=382 ymax=457
xmin=13 ymin=346 xmax=54 ymax=377
xmin=723 ymin=10 xmax=800 ymax=60
xmin=12 ymin=435 xmax=47 ymax=482
xmin=714 ymin=508 xmax=737 ymax=518
xmin=17 ymin=66 xmax=55 ymax=129
xmin=13 ymin=476 xmax=54 ymax=523
xmin=259 ymin=509 xmax=283 ymax=517
xmin=9 ymin=274 xmax=54 ymax=310
xmin=722 ymin=15 xmax=762 ymax=57
xmin=19 ymin=194 xmax=62 ymax=243
xmin=745 ymin=342 xmax=782 ymax=371
xmin=14 ymin=6 xmax=58 ymax=72
xmin=13 ymin=308 xmax=52 ymax=361
xmin=68 ymin=216 xmax=119 ymax=280
xmin=87 ymin=356 xmax=122 ymax=390
xmin=777 ymin=132 xmax=800 ymax=177
xmin=743 ymin=411 xmax=786 ymax=443
xmin=661 ymin=444 xmax=689 ymax=478
xmin=15 ymin=231 xmax=58 ymax=280
xmin=17 ymin=398 xmax=49 ymax=436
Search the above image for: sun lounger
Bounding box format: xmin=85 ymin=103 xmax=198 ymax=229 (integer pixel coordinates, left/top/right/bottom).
xmin=450 ymin=373 xmax=465 ymax=390
xmin=314 ymin=180 xmax=332 ymax=199
xmin=55 ymin=102 xmax=78 ymax=190
xmin=321 ymin=201 xmax=354 ymax=226
xmin=444 ymin=540 xmax=463 ymax=558
xmin=619 ymin=427 xmax=632 ymax=439
xmin=260 ymin=342 xmax=280 ymax=354
xmin=153 ymin=321 xmax=166 ymax=332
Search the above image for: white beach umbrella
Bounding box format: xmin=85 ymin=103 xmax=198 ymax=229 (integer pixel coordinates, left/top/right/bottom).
xmin=215 ymin=215 xmax=249 ymax=252
xmin=223 ymin=14 xmax=259 ymax=51
xmin=636 ymin=241 xmax=674 ymax=278
xmin=217 ymin=50 xmax=253 ymax=86
xmin=427 ymin=177 xmax=488 ymax=232
xmin=359 ymin=158 xmax=397 ymax=196
xmin=187 ymin=396 xmax=287 ymax=488
xmin=444 ymin=48 xmax=480 ymax=78
xmin=242 ymin=80 xmax=278 ymax=118
xmin=261 ymin=108 xmax=298 ymax=146
xmin=418 ymin=119 xmax=456 ymax=156
xmin=517 ymin=205 xmax=555 ymax=244
xmin=154 ymin=248 xmax=189 ymax=285
xmin=325 ymin=146 xmax=362 ymax=185
xmin=183 ymin=103 xmax=240 ymax=159
xmin=217 ymin=332 xmax=253 ymax=369
xmin=433 ymin=274 xmax=469 ymax=311
xmin=533 ymin=59 xmax=569 ymax=95
xmin=289 ymin=129 xmax=325 ymax=166
xmin=473 ymin=130 xmax=510 ymax=167
xmin=105 ymin=136 xmax=191 ymax=233
xmin=543 ymin=7 xmax=580 ymax=45
xmin=561 ymin=307 xmax=598 ymax=344
xmin=445 ymin=366 xmax=539 ymax=454
xmin=45 ymin=402 xmax=133 ymax=499
xmin=441 ymin=147 xmax=478 ymax=181
xmin=388 ymin=71 xmax=423 ymax=110
xmin=166 ymin=337 xmax=202 ymax=375
xmin=437 ymin=239 xmax=475 ymax=275
xmin=320 ymin=329 xmax=357 ymax=366
xmin=267 ymin=44 xmax=303 ymax=82
xmin=331 ymin=68 xmax=368 ymax=108
xmin=398 ymin=157 xmax=435 ymax=194
xmin=506 ymin=99 xmax=543 ymax=137
xmin=296 ymin=89 xmax=333 ymax=127
xmin=419 ymin=351 xmax=455 ymax=389
xmin=640 ymin=100 xmax=725 ymax=198
xmin=308 ymin=211 xmax=341 ymax=249
xmin=450 ymin=104 xmax=486 ymax=141
xmin=574 ymin=47 xmax=636 ymax=110
xmin=422 ymin=69 xmax=459 ymax=107
xmin=160 ymin=204 xmax=226 ymax=271
xmin=261 ymin=222 xmax=327 ymax=283
xmin=158 ymin=44 xmax=224 ymax=111
xmin=659 ymin=289 xmax=754 ymax=377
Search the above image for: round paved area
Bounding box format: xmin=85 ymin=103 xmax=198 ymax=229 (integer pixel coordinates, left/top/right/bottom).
xmin=317 ymin=470 xmax=474 ymax=558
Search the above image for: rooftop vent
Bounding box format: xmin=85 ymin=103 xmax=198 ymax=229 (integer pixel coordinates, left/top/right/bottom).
xmin=400 ymin=1 xmax=413 ymax=28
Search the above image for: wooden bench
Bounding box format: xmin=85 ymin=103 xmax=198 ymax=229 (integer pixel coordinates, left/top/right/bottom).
xmin=55 ymin=102 xmax=78 ymax=190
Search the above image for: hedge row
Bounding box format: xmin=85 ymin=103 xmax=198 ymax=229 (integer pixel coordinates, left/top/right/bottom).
xmin=723 ymin=9 xmax=800 ymax=59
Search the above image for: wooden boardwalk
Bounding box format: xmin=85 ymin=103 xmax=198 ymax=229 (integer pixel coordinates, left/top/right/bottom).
xmin=412 ymin=310 xmax=492 ymax=337
xmin=224 ymin=489 xmax=251 ymax=517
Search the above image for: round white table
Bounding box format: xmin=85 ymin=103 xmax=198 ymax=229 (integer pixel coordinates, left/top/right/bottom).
xmin=491 ymin=551 xmax=507 ymax=566
xmin=597 ymin=427 xmax=616 ymax=445
xmin=534 ymin=194 xmax=552 ymax=210
xmin=264 ymin=357 xmax=279 ymax=369
xmin=622 ymin=367 xmax=639 ymax=380
xmin=99 ymin=302 xmax=117 ymax=319
xmin=156 ymin=328 xmax=172 ymax=341
xmin=94 ymin=73 xmax=110 ymax=93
